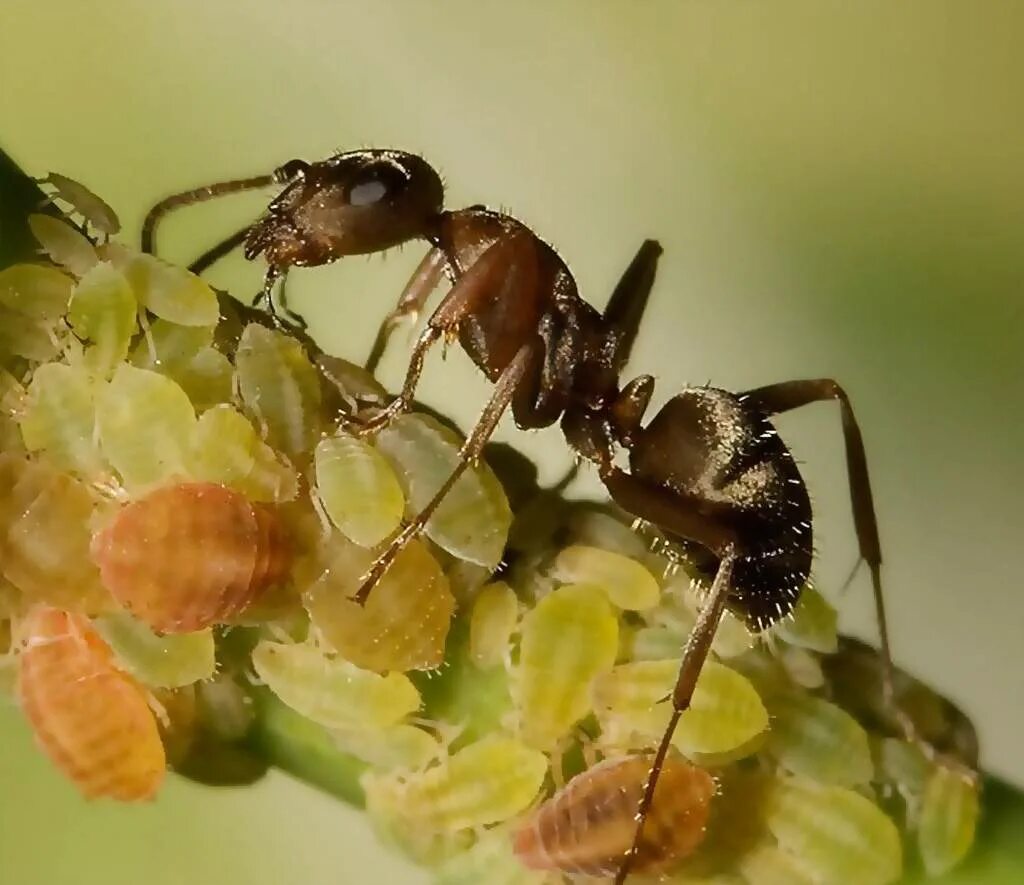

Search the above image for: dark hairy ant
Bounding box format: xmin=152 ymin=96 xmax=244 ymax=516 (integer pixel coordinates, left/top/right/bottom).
xmin=143 ymin=150 xmax=922 ymax=883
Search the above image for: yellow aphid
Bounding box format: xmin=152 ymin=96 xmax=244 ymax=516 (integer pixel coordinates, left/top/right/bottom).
xmin=0 ymin=263 xmax=74 ymax=320
xmin=917 ymin=764 xmax=980 ymax=876
xmin=252 ymin=640 xmax=420 ymax=731
xmin=302 ymin=535 xmax=454 ymax=672
xmin=67 ymin=262 xmax=137 ymax=377
xmin=191 ymin=404 xmax=298 ymax=502
xmin=551 ymin=545 xmax=660 ymax=610
xmin=93 ymin=611 xmax=216 ymax=688
xmin=376 ymin=413 xmax=511 ymax=568
xmin=593 ymin=659 xmax=768 ymax=756
xmin=439 ymin=827 xmax=555 ymax=885
xmin=736 ymin=842 xmax=817 ymax=885
xmin=774 ymin=585 xmax=838 ymax=653
xmin=28 ymin=213 xmax=98 ymax=278
xmin=765 ymin=778 xmax=902 ymax=885
xmin=131 ymin=317 xmax=213 ymax=369
xmin=235 ymin=323 xmax=322 ymax=457
xmin=96 ymin=364 xmax=196 ymax=487
xmin=16 ymin=606 xmax=166 ymax=800
xmin=622 ymin=625 xmax=685 ymax=662
xmin=646 ymin=590 xmax=752 ymax=660
xmin=514 ymin=583 xmax=618 ymax=749
xmin=314 ymin=433 xmax=404 ymax=546
xmin=0 ymin=459 xmax=110 ymax=612
xmin=766 ymin=693 xmax=873 ymax=786
xmin=19 ymin=362 xmax=104 ymax=477
xmin=0 ymin=304 xmax=62 ymax=363
xmin=38 ymin=172 xmax=121 ymax=236
xmin=332 ymin=723 xmax=440 ymax=772
xmin=468 ymin=581 xmax=519 ymax=669
xmin=365 ymin=735 xmax=547 ymax=832
xmin=365 ymin=789 xmax=474 ymax=868
xmin=118 ymin=250 xmax=219 ymax=326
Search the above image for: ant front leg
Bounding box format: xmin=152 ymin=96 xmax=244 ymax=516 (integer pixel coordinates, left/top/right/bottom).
xmin=738 ymin=378 xmax=918 ymax=746
xmin=352 ymin=342 xmax=535 ymax=604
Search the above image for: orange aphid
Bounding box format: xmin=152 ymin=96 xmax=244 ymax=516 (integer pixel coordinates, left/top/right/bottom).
xmin=91 ymin=482 xmax=290 ymax=633
xmin=16 ymin=606 xmax=165 ymax=800
xmin=513 ymin=754 xmax=715 ymax=878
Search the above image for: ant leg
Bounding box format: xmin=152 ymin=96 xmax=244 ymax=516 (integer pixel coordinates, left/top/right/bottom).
xmin=141 ymin=174 xmax=275 ymax=256
xmin=352 ymin=343 xmax=534 ymax=604
xmin=188 ymin=225 xmax=251 ymax=275
xmin=365 ymin=247 xmax=447 ymax=374
xmin=738 ymin=378 xmax=916 ymax=743
xmin=603 ymin=240 xmax=663 ymax=375
xmin=614 ymin=546 xmax=737 ymax=885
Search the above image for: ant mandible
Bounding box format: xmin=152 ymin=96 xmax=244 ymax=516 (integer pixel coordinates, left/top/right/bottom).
xmin=143 ymin=149 xmax=916 ymax=884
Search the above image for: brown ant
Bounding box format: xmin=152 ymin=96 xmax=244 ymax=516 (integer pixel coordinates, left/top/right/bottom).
xmin=143 ymin=150 xmax=918 ymax=883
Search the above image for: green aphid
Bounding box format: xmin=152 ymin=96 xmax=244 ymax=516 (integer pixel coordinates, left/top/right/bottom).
xmin=118 ymin=249 xmax=219 ymax=327
xmin=917 ymin=763 xmax=980 ymax=876
xmin=875 ymin=736 xmax=932 ymax=801
xmin=28 ymin=214 xmax=98 ymax=278
xmin=376 ymin=413 xmax=511 ymax=569
xmin=252 ymin=639 xmax=421 ymax=731
xmin=195 ymin=674 xmax=256 ymax=743
xmin=0 ymin=263 xmax=74 ymax=320
xmin=468 ymin=581 xmax=519 ymax=669
xmin=766 ymin=693 xmax=873 ymax=787
xmin=314 ymin=433 xmax=405 ymax=547
xmin=96 ymin=364 xmax=196 ymax=487
xmin=551 ymin=544 xmax=660 ymax=611
xmin=332 ymin=723 xmax=440 ymax=773
xmin=593 ymin=658 xmax=768 ymax=757
xmin=513 ymin=582 xmax=618 ymax=749
xmin=0 ymin=305 xmax=62 ymax=363
xmin=365 ymin=735 xmax=547 ymax=832
xmin=765 ymin=777 xmax=902 ymax=885
xmin=94 ymin=611 xmax=215 ymax=688
xmin=235 ymin=323 xmax=322 ymax=457
xmin=131 ymin=318 xmax=214 ymax=371
xmin=19 ymin=362 xmax=105 ymax=477
xmin=192 ymin=404 xmax=298 ymax=503
xmin=773 ymin=585 xmax=838 ymax=653
xmin=68 ymin=262 xmax=137 ymax=377
xmin=435 ymin=827 xmax=555 ymax=885
xmin=736 ymin=842 xmax=817 ymax=885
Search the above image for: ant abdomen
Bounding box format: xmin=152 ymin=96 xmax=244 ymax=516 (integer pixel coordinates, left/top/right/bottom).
xmin=630 ymin=387 xmax=813 ymax=631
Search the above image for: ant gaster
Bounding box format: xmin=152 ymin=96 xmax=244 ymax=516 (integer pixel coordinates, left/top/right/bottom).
xmin=143 ymin=150 xmax=916 ymax=884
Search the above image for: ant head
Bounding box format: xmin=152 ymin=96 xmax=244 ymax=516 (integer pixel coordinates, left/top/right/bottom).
xmin=245 ymin=149 xmax=444 ymax=267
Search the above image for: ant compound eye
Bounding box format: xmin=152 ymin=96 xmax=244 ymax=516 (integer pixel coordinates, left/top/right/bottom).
xmin=347 ymin=161 xmax=408 ymax=207
xmin=275 ymin=159 xmax=309 ymax=182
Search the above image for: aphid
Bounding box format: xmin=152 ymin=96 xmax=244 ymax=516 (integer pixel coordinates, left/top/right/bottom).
xmin=313 ymin=433 xmax=404 ymax=547
xmin=468 ymin=581 xmax=519 ymax=669
xmin=0 ymin=263 xmax=75 ymax=320
xmin=38 ymin=172 xmax=121 ymax=237
xmin=28 ymin=213 xmax=99 ymax=278
xmin=67 ymin=260 xmax=137 ymax=377
xmin=438 ymin=827 xmax=554 ymax=885
xmin=113 ymin=249 xmax=219 ymax=327
xmin=16 ymin=606 xmax=165 ymax=800
xmin=736 ymin=842 xmax=817 ymax=885
xmin=513 ymin=582 xmax=618 ymax=749
xmin=513 ymin=754 xmax=715 ymax=878
xmin=252 ymin=639 xmax=421 ymax=731
xmin=331 ymin=723 xmax=440 ymax=772
xmin=550 ymin=545 xmax=659 ymax=611
xmin=91 ymin=481 xmax=290 ymax=632
xmin=772 ymin=585 xmax=838 ymax=654
xmin=917 ymin=763 xmax=980 ymax=876
xmin=764 ymin=777 xmax=902 ymax=885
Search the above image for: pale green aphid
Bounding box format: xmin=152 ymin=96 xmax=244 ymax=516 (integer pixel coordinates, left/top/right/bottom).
xmin=314 ymin=434 xmax=405 ymax=547
xmin=0 ymin=263 xmax=74 ymax=320
xmin=736 ymin=842 xmax=817 ymax=885
xmin=777 ymin=646 xmax=825 ymax=690
xmin=365 ymin=735 xmax=547 ymax=832
xmin=765 ymin=777 xmax=902 ymax=885
xmin=67 ymin=261 xmax=137 ymax=377
xmin=766 ymin=693 xmax=873 ymax=786
xmin=93 ymin=611 xmax=215 ymax=688
xmin=876 ymin=736 xmax=932 ymax=800
xmin=365 ymin=786 xmax=474 ymax=869
xmin=236 ymin=323 xmax=322 ymax=457
xmin=774 ymin=585 xmax=838 ymax=654
xmin=96 ymin=364 xmax=196 ymax=487
xmin=593 ymin=659 xmax=768 ymax=756
xmin=28 ymin=213 xmax=98 ymax=278
xmin=0 ymin=305 xmax=62 ymax=363
xmin=917 ymin=764 xmax=980 ymax=876
xmin=513 ymin=582 xmax=618 ymax=749
xmin=332 ymin=724 xmax=440 ymax=772
xmin=19 ymin=362 xmax=104 ymax=477
xmin=622 ymin=624 xmax=686 ymax=662
xmin=656 ymin=579 xmax=752 ymax=658
xmin=376 ymin=413 xmax=511 ymax=568
xmin=468 ymin=581 xmax=519 ymax=669
xmin=131 ymin=318 xmax=214 ymax=371
xmin=436 ymin=827 xmax=554 ymax=885
xmin=195 ymin=673 xmax=256 ymax=742
xmin=550 ymin=544 xmax=660 ymax=611
xmin=252 ymin=640 xmax=421 ymax=731
xmin=192 ymin=404 xmax=298 ymax=502
xmin=117 ymin=250 xmax=219 ymax=327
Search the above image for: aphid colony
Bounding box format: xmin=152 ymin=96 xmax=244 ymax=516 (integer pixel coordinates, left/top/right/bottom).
xmin=0 ymin=191 xmax=981 ymax=883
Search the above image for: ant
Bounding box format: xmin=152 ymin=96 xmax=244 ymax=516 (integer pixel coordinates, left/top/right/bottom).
xmin=143 ymin=149 xmax=919 ymax=883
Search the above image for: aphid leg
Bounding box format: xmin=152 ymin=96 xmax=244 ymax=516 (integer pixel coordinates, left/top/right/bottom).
xmin=738 ymin=379 xmax=919 ymax=746
xmin=353 ymin=344 xmax=534 ymax=604
xmin=188 ymin=225 xmax=251 ymax=275
xmin=141 ymin=173 xmax=276 ymax=256
xmin=614 ymin=548 xmax=736 ymax=885
xmin=364 ymin=247 xmax=448 ymax=374
xmin=602 ymin=239 xmax=663 ymax=376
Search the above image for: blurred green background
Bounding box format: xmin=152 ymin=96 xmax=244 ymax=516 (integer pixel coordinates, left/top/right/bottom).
xmin=1 ymin=2 xmax=1021 ymax=883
